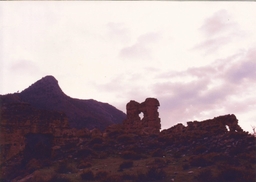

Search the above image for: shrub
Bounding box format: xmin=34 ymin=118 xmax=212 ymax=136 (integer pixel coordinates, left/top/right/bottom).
xmin=217 ymin=167 xmax=242 ymax=181
xmin=80 ymin=170 xmax=94 ymax=181
xmin=239 ymin=152 xmax=256 ymax=163
xmin=147 ymin=140 xmax=161 ymax=150
xmin=216 ymin=165 xmax=255 ymax=182
xmin=48 ymin=175 xmax=71 ymax=182
xmin=195 ymin=169 xmax=215 ymax=182
xmin=26 ymin=159 xmax=43 ymax=173
xmin=150 ymin=158 xmax=167 ymax=168
xmin=121 ymin=151 xmax=141 ymax=160
xmin=117 ymin=134 xmax=134 ymax=143
xmin=55 ymin=161 xmax=76 ymax=174
xmin=151 ymin=148 xmax=165 ymax=157
xmin=122 ymin=173 xmax=136 ymax=180
xmin=95 ymin=170 xmax=109 ymax=180
xmin=77 ymin=162 xmax=92 ymax=169
xmin=229 ymin=146 xmax=244 ymax=156
xmin=119 ymin=160 xmax=133 ymax=170
xmin=126 ymin=144 xmax=146 ymax=154
xmin=97 ymin=151 xmax=109 ymax=159
xmin=92 ymin=143 xmax=106 ymax=151
xmin=182 ymin=163 xmax=190 ymax=170
xmin=145 ymin=167 xmax=166 ymax=181
xmin=101 ymin=174 xmax=121 ymax=182
xmin=193 ymin=145 xmax=207 ymax=155
xmin=61 ymin=142 xmax=76 ymax=151
xmin=135 ymin=171 xmax=147 ymax=182
xmin=74 ymin=148 xmax=93 ymax=158
xmin=27 ymin=170 xmax=56 ymax=182
xmin=172 ymin=151 xmax=182 ymax=158
xmin=89 ymin=137 xmax=103 ymax=145
xmin=189 ymin=155 xmax=213 ymax=167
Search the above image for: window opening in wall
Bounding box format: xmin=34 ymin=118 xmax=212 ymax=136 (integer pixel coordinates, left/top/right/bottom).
xmin=225 ymin=125 xmax=230 ymax=131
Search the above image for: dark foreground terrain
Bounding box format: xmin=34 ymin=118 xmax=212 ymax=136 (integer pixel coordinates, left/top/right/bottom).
xmin=1 ymin=125 xmax=255 ymax=182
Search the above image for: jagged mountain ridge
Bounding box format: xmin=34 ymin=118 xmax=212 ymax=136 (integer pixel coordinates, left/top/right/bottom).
xmin=1 ymin=75 xmax=126 ymax=130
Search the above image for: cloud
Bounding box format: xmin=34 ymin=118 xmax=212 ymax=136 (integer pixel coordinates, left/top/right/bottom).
xmin=153 ymin=47 xmax=256 ymax=128
xmin=192 ymin=36 xmax=231 ymax=54
xmin=200 ymin=9 xmax=236 ymax=37
xmin=105 ymin=22 xmax=131 ymax=43
xmin=193 ymin=9 xmax=244 ymax=55
xmin=9 ymin=60 xmax=41 ymax=76
xmin=225 ymin=48 xmax=256 ymax=84
xmin=119 ymin=32 xmax=161 ymax=60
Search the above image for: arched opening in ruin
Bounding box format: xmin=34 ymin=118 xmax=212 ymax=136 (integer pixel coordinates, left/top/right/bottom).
xmin=23 ymin=133 xmax=53 ymax=163
xmin=139 ymin=112 xmax=144 ymax=120
xmin=225 ymin=125 xmax=230 ymax=131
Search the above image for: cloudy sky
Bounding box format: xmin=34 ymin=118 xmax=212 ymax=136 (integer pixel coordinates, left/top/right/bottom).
xmin=1 ymin=2 xmax=256 ymax=132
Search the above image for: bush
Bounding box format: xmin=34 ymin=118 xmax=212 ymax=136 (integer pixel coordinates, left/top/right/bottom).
xmin=151 ymin=148 xmax=165 ymax=157
xmin=135 ymin=171 xmax=147 ymax=182
xmin=26 ymin=159 xmax=43 ymax=173
xmin=77 ymin=162 xmax=92 ymax=169
xmin=92 ymin=143 xmax=106 ymax=151
xmin=95 ymin=170 xmax=109 ymax=180
xmin=150 ymin=158 xmax=167 ymax=168
xmin=89 ymin=137 xmax=103 ymax=145
xmin=193 ymin=145 xmax=207 ymax=155
xmin=101 ymin=174 xmax=121 ymax=182
xmin=117 ymin=134 xmax=134 ymax=143
xmin=126 ymin=144 xmax=146 ymax=154
xmin=80 ymin=170 xmax=94 ymax=181
xmin=216 ymin=165 xmax=255 ymax=182
xmin=55 ymin=161 xmax=76 ymax=174
xmin=74 ymin=148 xmax=93 ymax=158
xmin=49 ymin=175 xmax=71 ymax=182
xmin=195 ymin=169 xmax=215 ymax=182
xmin=189 ymin=155 xmax=213 ymax=167
xmin=145 ymin=167 xmax=166 ymax=181
xmin=172 ymin=151 xmax=182 ymax=158
xmin=122 ymin=173 xmax=136 ymax=180
xmin=182 ymin=163 xmax=190 ymax=170
xmin=121 ymin=151 xmax=142 ymax=160
xmin=119 ymin=160 xmax=133 ymax=170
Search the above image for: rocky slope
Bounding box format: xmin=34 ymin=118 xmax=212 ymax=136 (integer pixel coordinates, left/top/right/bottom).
xmin=1 ymin=75 xmax=126 ymax=130
xmin=1 ymin=114 xmax=255 ymax=182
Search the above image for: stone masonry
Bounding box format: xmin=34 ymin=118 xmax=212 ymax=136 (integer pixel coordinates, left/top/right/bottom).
xmin=123 ymin=98 xmax=161 ymax=134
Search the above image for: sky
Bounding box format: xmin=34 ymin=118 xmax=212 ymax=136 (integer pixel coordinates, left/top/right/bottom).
xmin=1 ymin=2 xmax=256 ymax=132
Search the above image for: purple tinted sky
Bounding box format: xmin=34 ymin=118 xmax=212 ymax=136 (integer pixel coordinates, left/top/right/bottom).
xmin=1 ymin=2 xmax=256 ymax=132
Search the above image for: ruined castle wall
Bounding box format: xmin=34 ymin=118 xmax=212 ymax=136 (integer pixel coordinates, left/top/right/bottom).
xmin=123 ymin=98 xmax=161 ymax=134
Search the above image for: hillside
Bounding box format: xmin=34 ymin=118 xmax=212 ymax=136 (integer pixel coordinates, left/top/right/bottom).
xmin=1 ymin=115 xmax=255 ymax=182
xmin=0 ymin=75 xmax=126 ymax=130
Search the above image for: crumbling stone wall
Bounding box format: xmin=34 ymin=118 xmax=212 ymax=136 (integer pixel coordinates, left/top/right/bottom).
xmin=123 ymin=98 xmax=161 ymax=134
xmin=162 ymin=114 xmax=243 ymax=135
xmin=187 ymin=114 xmax=243 ymax=133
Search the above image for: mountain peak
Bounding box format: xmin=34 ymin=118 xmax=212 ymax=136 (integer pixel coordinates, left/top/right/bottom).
xmin=20 ymin=75 xmax=65 ymax=97
xmin=41 ymin=75 xmax=58 ymax=84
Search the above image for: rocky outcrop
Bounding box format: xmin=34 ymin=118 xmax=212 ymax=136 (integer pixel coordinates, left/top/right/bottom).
xmin=0 ymin=102 xmax=69 ymax=164
xmin=0 ymin=102 xmax=107 ymax=165
xmin=123 ymin=98 xmax=161 ymax=134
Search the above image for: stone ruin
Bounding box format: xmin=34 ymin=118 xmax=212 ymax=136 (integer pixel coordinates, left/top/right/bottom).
xmin=123 ymin=98 xmax=161 ymax=134
xmin=162 ymin=114 xmax=243 ymax=135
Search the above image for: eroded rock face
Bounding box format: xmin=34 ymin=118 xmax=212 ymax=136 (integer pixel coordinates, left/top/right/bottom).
xmin=123 ymin=98 xmax=161 ymax=134
xmin=0 ymin=102 xmax=69 ymax=164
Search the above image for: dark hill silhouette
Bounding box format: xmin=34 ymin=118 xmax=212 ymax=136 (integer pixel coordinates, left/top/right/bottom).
xmin=1 ymin=75 xmax=126 ymax=130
